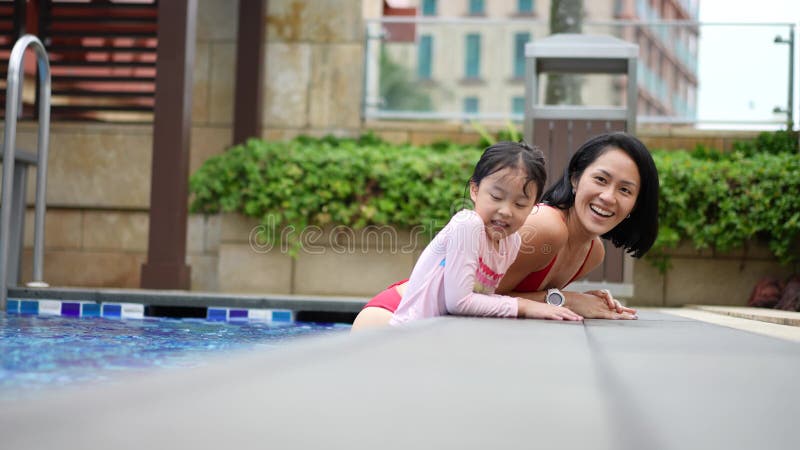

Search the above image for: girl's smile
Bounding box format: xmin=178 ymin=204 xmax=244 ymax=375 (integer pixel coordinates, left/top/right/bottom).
xmin=470 ymin=166 xmax=537 ymax=242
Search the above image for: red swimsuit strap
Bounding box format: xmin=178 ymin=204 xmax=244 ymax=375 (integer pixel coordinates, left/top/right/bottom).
xmin=514 ymin=239 xmax=595 ymax=292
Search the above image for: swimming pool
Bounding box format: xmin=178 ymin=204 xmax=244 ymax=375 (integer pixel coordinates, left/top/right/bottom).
xmin=1 ymin=310 xmax=349 ymax=395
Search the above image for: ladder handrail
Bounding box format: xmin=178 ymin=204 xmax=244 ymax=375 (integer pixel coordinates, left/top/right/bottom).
xmin=1 ymin=34 xmax=51 ymax=310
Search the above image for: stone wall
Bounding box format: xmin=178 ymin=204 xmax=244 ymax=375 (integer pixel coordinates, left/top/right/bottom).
xmin=2 ymin=0 xmax=364 ymax=291
xmin=206 ymin=213 xmax=792 ymax=306
xmin=632 ymin=243 xmax=794 ymax=307
xmin=365 ymin=120 xmax=764 ymax=151
xmin=261 ymin=0 xmax=365 ymax=141
xmin=215 ymin=214 xmax=418 ymax=297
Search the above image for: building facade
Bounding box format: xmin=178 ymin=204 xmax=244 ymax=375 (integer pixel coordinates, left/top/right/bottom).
xmin=376 ymin=0 xmax=699 ymax=122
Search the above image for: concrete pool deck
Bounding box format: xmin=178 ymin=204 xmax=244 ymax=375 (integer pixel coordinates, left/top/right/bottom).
xmin=1 ymin=307 xmax=798 ymax=450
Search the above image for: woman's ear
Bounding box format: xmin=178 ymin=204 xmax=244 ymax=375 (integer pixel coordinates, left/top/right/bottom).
xmin=469 ymin=181 xmax=479 ymax=204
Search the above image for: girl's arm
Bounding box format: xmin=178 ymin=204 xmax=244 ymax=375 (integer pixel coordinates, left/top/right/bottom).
xmin=441 ymin=213 xmax=519 ymax=317
xmin=439 ymin=213 xmax=581 ymax=321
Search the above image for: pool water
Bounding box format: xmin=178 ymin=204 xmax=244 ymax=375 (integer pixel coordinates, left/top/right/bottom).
xmin=0 ymin=312 xmax=349 ymax=394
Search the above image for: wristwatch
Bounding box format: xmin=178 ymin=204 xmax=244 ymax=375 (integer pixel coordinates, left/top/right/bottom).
xmin=546 ymin=288 xmax=566 ymax=307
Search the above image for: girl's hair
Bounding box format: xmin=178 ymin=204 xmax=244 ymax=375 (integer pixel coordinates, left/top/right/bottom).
xmin=541 ymin=132 xmax=659 ymax=258
xmin=469 ymin=141 xmax=547 ymax=202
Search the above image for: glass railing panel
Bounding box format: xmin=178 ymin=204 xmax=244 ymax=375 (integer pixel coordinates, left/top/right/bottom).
xmin=364 ymin=17 xmax=796 ymax=129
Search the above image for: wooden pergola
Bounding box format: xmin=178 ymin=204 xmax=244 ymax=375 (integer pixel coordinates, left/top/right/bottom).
xmin=141 ymin=0 xmax=266 ymax=289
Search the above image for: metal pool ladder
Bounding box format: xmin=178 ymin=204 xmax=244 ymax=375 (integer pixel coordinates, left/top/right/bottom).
xmin=1 ymin=34 xmax=51 ymax=310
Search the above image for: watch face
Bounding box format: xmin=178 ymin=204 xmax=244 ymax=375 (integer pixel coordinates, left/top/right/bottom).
xmin=547 ymin=291 xmax=564 ymax=306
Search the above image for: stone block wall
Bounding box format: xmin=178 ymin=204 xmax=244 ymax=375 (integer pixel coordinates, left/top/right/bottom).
xmin=216 ymin=214 xmax=418 ymax=297
xmin=262 ymin=0 xmax=364 ymax=141
xmin=632 ymin=243 xmax=795 ymax=307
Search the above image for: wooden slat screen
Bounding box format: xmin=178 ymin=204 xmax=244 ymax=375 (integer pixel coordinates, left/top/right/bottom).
xmin=40 ymin=0 xmax=158 ymax=122
xmin=0 ymin=0 xmax=26 ymax=118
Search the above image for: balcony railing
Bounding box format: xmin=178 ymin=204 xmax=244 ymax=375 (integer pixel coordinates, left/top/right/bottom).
xmin=364 ymin=17 xmax=796 ymax=129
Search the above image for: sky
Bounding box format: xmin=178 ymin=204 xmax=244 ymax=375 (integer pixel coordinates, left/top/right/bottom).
xmin=697 ymin=0 xmax=799 ymax=128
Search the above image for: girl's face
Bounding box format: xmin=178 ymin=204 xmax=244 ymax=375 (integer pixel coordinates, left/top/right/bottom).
xmin=470 ymin=166 xmax=537 ymax=242
xmin=572 ymin=148 xmax=640 ymax=236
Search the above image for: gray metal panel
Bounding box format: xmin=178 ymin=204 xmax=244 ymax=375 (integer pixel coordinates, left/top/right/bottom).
xmin=525 ymin=33 xmax=639 ymax=59
xmin=532 ymin=106 xmax=628 ymax=120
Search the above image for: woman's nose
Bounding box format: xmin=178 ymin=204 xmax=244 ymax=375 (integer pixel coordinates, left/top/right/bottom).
xmin=599 ymin=186 xmax=616 ymax=203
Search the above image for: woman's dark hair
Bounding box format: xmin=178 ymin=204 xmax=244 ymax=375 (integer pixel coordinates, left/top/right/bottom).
xmin=469 ymin=141 xmax=547 ymax=202
xmin=541 ymin=132 xmax=659 ymax=258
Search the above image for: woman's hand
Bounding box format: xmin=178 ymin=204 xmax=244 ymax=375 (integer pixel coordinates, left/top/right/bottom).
xmin=564 ymin=291 xmax=638 ymax=320
xmin=583 ymin=289 xmax=637 ymax=314
xmin=517 ymin=298 xmax=583 ymax=321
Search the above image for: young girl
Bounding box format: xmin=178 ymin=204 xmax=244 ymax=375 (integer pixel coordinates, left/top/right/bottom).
xmin=389 ymin=142 xmax=583 ymax=326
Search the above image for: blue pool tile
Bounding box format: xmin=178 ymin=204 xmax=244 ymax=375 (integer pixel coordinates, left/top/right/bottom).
xmin=102 ymin=304 xmax=122 ymax=318
xmin=7 ymin=299 xmax=20 ymax=313
xmin=207 ymin=308 xmax=227 ymax=321
xmin=81 ymin=303 xmax=101 ymax=317
xmin=20 ymin=300 xmax=39 ymax=315
xmin=271 ymin=310 xmax=293 ymax=323
xmin=61 ymin=302 xmax=81 ymax=317
xmin=229 ymin=309 xmax=248 ymax=320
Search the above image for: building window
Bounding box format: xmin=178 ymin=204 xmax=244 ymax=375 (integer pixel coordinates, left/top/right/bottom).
xmin=518 ymin=0 xmax=534 ymax=14
xmin=421 ymin=0 xmax=437 ymax=16
xmin=513 ymin=32 xmax=530 ymax=78
xmin=469 ymin=0 xmax=485 ymax=15
xmin=512 ymin=96 xmax=525 ymax=116
xmin=418 ymin=35 xmax=433 ymax=79
xmin=465 ymin=34 xmax=481 ymax=79
xmin=464 ymin=97 xmax=480 ymax=115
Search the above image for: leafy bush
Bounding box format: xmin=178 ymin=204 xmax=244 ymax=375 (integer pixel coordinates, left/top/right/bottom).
xmin=189 ymin=134 xmax=481 ymax=249
xmin=190 ymin=131 xmax=800 ymax=271
xmin=691 ymin=130 xmax=798 ymax=161
xmin=650 ymin=148 xmax=800 ymax=271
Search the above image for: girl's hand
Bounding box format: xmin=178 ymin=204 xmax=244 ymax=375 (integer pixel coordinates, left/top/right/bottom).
xmin=564 ymin=291 xmax=638 ymax=320
xmin=518 ymin=299 xmax=583 ymax=321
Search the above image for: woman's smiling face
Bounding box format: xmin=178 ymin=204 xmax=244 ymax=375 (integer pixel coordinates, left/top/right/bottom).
xmin=571 ymin=148 xmax=640 ymax=236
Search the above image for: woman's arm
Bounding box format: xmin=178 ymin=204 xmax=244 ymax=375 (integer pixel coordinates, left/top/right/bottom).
xmin=503 ymin=233 xmax=637 ymax=319
xmin=513 ymin=289 xmax=637 ymax=319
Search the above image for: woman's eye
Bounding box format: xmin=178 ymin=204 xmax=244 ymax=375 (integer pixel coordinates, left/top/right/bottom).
xmin=594 ymin=176 xmax=606 ymax=183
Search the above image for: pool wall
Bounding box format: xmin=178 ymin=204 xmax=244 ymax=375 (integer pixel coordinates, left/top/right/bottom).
xmin=6 ymin=286 xmax=365 ymax=323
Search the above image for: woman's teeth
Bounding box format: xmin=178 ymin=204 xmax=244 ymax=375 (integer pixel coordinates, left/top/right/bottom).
xmin=590 ymin=205 xmax=613 ymax=217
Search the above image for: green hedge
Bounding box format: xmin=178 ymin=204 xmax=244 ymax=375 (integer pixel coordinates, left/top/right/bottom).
xmin=189 ymin=132 xmax=800 ymax=269
xmin=189 ymin=134 xmax=481 ymax=249
xmin=651 ymin=139 xmax=800 ymax=270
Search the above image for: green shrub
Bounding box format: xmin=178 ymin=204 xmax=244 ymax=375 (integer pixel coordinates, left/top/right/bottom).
xmin=690 ymin=130 xmax=798 ymax=161
xmin=189 ymin=134 xmax=481 ymax=250
xmin=190 ymin=131 xmax=800 ymax=270
xmin=650 ymin=149 xmax=800 ymax=271
xmin=731 ymin=129 xmax=798 ymax=156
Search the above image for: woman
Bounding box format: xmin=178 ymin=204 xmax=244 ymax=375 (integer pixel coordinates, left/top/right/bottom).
xmin=351 ymin=132 xmax=659 ymax=330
